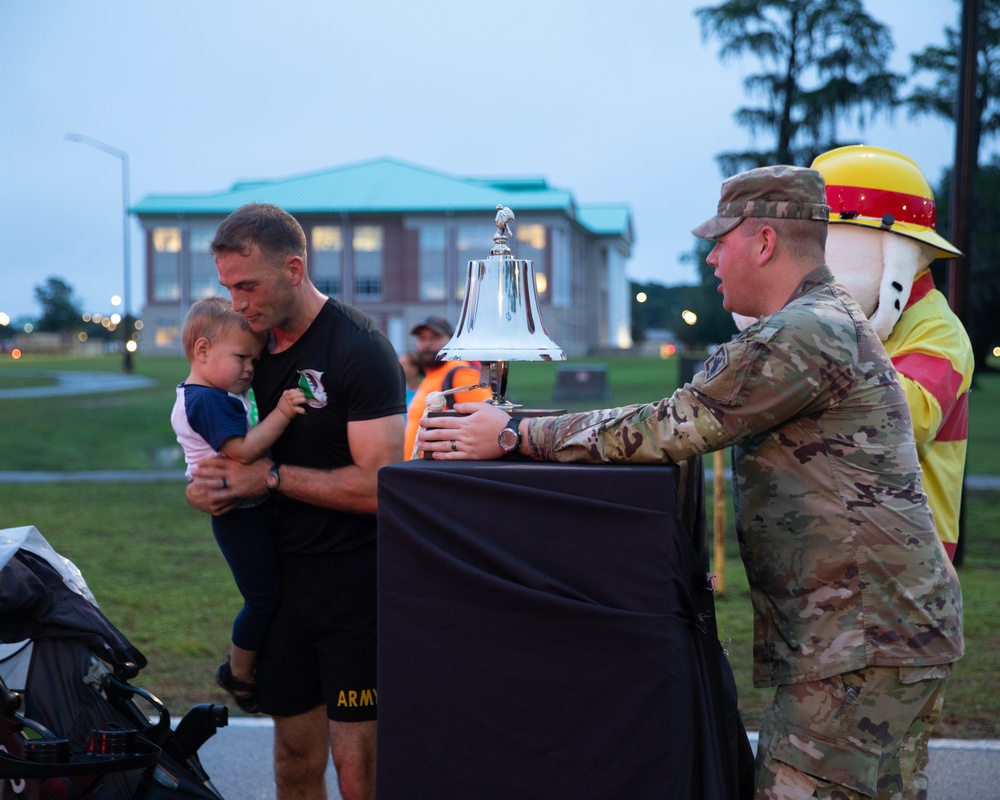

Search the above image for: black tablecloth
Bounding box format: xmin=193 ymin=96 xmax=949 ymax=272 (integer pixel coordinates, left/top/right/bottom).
xmin=376 ymin=458 xmax=752 ymax=799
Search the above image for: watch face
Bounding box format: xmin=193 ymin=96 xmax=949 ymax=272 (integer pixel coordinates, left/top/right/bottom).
xmin=499 ymin=428 xmax=519 ymax=452
xmin=265 ymin=467 xmax=280 ymax=489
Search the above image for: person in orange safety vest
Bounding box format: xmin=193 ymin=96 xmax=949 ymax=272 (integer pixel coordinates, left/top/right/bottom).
xmin=403 ymin=316 xmax=491 ymax=459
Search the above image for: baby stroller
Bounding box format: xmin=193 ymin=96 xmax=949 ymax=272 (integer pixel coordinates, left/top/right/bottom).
xmin=0 ymin=525 xmax=228 ymax=799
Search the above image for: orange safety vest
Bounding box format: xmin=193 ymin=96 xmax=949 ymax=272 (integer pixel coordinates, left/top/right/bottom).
xmin=403 ymin=362 xmax=491 ymax=459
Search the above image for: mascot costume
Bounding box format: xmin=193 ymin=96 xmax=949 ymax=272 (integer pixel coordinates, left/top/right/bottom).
xmin=813 ymin=145 xmax=974 ymax=561
xmin=731 ymin=146 xmax=973 ymax=560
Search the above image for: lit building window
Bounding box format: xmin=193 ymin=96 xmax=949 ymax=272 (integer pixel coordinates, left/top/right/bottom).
xmin=517 ymin=224 xmax=546 ymax=250
xmin=312 ymin=225 xmax=343 ymax=297
xmin=152 ymin=227 xmax=181 ymax=302
xmin=155 ymin=322 xmax=179 ymax=348
xmin=353 ymin=225 xmax=383 ymax=298
xmin=154 ymin=228 xmax=181 ymax=251
xmin=516 ymin=224 xmax=547 ymax=297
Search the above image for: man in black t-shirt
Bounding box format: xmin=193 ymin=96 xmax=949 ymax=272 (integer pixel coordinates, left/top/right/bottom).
xmin=187 ymin=203 xmax=405 ymax=800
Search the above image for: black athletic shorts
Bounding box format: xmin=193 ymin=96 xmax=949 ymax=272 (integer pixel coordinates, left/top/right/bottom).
xmin=254 ymin=540 xmax=378 ymax=721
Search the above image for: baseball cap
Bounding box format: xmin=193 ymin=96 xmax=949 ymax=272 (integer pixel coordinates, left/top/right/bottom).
xmin=692 ymin=165 xmax=831 ymax=239
xmin=410 ymin=316 xmax=453 ymax=337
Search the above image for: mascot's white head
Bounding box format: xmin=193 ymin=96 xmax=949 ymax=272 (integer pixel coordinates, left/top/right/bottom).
xmin=814 ymin=145 xmax=961 ymax=341
xmin=732 ymin=146 xmax=961 ymax=338
xmin=824 ymin=224 xmax=936 ymax=341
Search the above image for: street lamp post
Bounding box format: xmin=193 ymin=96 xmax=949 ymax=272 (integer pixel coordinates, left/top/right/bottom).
xmin=66 ymin=132 xmax=134 ymax=372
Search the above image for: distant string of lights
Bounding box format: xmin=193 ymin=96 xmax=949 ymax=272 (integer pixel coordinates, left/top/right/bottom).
xmin=0 ymin=297 xmax=142 ymax=358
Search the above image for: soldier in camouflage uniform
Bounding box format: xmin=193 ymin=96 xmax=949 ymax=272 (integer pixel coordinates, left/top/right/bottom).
xmin=418 ymin=165 xmax=964 ymax=800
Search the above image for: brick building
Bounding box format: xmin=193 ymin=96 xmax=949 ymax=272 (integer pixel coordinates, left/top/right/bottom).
xmin=132 ymin=157 xmax=633 ymax=357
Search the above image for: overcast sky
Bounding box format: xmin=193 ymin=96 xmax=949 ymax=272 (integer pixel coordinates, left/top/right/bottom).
xmin=0 ymin=0 xmax=965 ymax=323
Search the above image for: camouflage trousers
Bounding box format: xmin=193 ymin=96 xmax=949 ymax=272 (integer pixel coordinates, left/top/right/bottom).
xmin=754 ymin=664 xmax=952 ymax=800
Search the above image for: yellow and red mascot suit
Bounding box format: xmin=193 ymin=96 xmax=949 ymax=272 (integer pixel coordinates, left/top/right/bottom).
xmin=812 ymin=145 xmax=974 ymax=561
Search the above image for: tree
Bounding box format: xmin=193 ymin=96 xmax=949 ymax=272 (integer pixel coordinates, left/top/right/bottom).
xmin=935 ymin=162 xmax=1000 ymax=372
xmin=679 ymin=239 xmax=739 ymax=344
xmin=631 ymin=273 xmax=737 ymax=349
xmin=0 ymin=319 xmax=15 ymax=349
xmin=695 ymin=0 xmax=902 ymax=174
xmin=33 ymin=276 xmax=83 ymax=333
xmin=906 ymin=0 xmax=1000 ymax=371
xmin=907 ymin=0 xmax=1000 ymax=168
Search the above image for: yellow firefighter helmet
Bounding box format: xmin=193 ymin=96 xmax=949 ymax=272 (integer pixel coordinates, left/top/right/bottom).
xmin=811 ymin=144 xmax=962 ymax=259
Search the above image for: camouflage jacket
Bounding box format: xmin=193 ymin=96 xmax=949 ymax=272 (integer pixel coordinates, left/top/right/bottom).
xmin=526 ymin=266 xmax=964 ymax=687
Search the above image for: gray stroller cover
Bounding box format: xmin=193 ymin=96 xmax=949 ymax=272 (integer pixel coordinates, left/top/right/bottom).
xmin=0 ymin=525 xmax=227 ymax=799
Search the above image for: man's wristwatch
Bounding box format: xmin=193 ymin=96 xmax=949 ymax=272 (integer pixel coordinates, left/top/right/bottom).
xmin=497 ymin=418 xmax=523 ymax=454
xmin=264 ymin=464 xmax=281 ymax=492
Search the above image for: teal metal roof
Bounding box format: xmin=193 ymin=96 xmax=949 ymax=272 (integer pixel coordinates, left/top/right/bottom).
xmin=576 ymin=204 xmax=634 ymax=241
xmin=132 ymin=157 xmax=632 ymax=238
xmin=133 ymin=157 xmax=574 ymax=216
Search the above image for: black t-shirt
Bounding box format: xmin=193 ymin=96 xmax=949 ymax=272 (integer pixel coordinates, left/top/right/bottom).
xmin=252 ymin=299 xmax=405 ymax=554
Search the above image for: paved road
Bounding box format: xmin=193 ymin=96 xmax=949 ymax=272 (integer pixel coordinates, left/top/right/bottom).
xmin=197 ymin=719 xmax=341 ymax=799
xmin=197 ymin=719 xmax=1000 ymax=800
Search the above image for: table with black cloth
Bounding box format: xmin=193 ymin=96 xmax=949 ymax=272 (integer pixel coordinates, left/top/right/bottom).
xmin=376 ymin=457 xmax=753 ymax=800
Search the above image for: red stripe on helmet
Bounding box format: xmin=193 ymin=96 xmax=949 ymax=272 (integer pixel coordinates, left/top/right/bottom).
xmin=826 ymin=184 xmax=937 ymax=229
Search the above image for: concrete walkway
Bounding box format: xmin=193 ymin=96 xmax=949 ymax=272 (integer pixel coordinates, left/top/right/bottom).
xmin=0 ymin=469 xmax=185 ymax=483
xmin=2 ymin=468 xmax=999 ymax=488
xmin=0 ymin=369 xmax=157 ymax=399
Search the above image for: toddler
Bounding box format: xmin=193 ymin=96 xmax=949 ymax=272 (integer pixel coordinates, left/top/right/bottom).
xmin=170 ymin=297 xmax=305 ymax=712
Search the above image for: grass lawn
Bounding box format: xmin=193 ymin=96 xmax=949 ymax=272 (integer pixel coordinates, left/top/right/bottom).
xmin=710 ymin=489 xmax=1000 ymax=739
xmin=1 ymin=351 xmax=998 ymax=735
xmin=1 ymin=481 xmax=242 ymax=712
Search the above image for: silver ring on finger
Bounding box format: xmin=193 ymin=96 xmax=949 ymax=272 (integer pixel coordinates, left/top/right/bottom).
xmin=222 ymin=478 xmax=228 ymax=490
xmin=450 ymin=440 xmax=458 ymax=452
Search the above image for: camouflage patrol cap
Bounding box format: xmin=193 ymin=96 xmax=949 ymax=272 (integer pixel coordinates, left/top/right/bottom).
xmin=692 ymin=165 xmax=831 ymax=239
